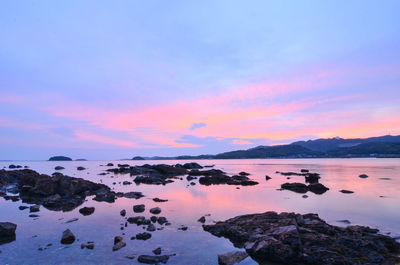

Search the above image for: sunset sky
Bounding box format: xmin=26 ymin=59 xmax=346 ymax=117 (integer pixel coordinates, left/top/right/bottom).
xmin=1 ymin=1 xmax=400 ymax=160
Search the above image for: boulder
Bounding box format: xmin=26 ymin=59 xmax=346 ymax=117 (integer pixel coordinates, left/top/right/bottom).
xmin=136 ymin=232 xmax=152 ymax=240
xmin=60 ymin=229 xmax=75 ymax=244
xmin=359 ymin=174 xmax=369 ymax=179
xmin=133 ymin=204 xmax=145 ymax=213
xmin=0 ymin=222 xmax=17 ymax=238
xmin=218 ymin=251 xmax=248 ymax=265
xmin=79 ymin=207 xmax=95 ymax=216
xmin=153 ymin=198 xmax=168 ymax=202
xmin=149 ymin=207 xmax=161 ymax=215
xmin=54 ymin=166 xmax=65 ymax=170
xmin=204 ymin=211 xmax=400 ymax=265
xmin=138 ymin=255 xmax=169 ymax=264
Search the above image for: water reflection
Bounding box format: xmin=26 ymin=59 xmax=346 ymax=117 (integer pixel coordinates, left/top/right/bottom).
xmin=0 ymin=158 xmax=399 ymax=264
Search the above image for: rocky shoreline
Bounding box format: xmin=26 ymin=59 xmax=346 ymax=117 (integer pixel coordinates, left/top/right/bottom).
xmin=204 ymin=211 xmax=400 ymax=265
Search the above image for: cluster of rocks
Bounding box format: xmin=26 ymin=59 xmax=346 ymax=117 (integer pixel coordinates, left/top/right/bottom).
xmin=204 ymin=211 xmax=400 ymax=265
xmin=0 ymin=169 xmax=117 ymax=211
xmin=189 ymin=169 xmax=258 ymax=186
xmin=278 ymin=170 xmax=329 ymax=195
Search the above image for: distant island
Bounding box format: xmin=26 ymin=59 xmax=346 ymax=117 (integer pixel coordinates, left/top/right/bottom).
xmin=134 ymin=135 xmax=400 ymax=160
xmin=48 ymin=156 xmax=72 ymax=161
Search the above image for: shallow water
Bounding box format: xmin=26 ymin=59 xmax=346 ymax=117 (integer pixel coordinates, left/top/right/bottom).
xmin=0 ymin=158 xmax=399 ymax=265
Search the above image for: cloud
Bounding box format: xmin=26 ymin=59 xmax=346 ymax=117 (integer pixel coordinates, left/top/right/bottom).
xmin=189 ymin=122 xmax=207 ymax=130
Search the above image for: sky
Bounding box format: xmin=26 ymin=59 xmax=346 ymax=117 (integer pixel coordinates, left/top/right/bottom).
xmin=1 ymin=0 xmax=400 ymax=160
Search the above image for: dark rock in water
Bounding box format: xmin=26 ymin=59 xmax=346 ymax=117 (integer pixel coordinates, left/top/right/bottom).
xmin=123 ymin=191 xmax=144 ymax=199
xmin=302 ymin=195 xmax=308 ymax=198
xmin=153 ymin=197 xmax=168 ymax=202
xmin=281 ymin=182 xmax=329 ymax=194
xmin=106 ymin=163 xmax=114 ymax=167
xmin=150 ymin=216 xmax=158 ymax=223
xmin=120 ymin=209 xmax=126 ymax=216
xmin=0 ymin=169 xmax=117 ymax=211
xmin=138 ymin=255 xmax=169 ymax=264
xmin=198 ymin=216 xmax=206 ymax=223
xmin=9 ymin=165 xmax=21 ymax=169
xmin=60 ymin=229 xmax=75 ymax=244
xmin=0 ymin=222 xmax=17 ymax=239
xmin=218 ymin=251 xmax=248 ymax=265
xmin=122 ymin=181 xmax=132 ymax=185
xmin=204 ymin=164 xmax=215 ymax=168
xmin=77 ymin=167 xmax=86 ymax=171
xmin=304 ymin=173 xmax=320 ymax=184
xmin=134 ymin=175 xmax=174 ymax=185
xmin=281 ymin=183 xmax=308 ymax=193
xmin=183 ymin=162 xmax=203 ymax=169
xmin=178 ymin=226 xmax=188 ymax=231
xmin=93 ymin=191 xmax=116 ymax=203
xmin=152 ymin=247 xmax=162 ymax=255
xmin=265 ymin=175 xmax=271 ymax=181
xmin=127 ymin=216 xmax=146 ymax=225
xmin=133 ymin=204 xmax=145 ymax=213
xmin=197 ymin=169 xmax=258 ymax=186
xmin=238 ymin=171 xmax=250 ymax=176
xmin=203 ymin=211 xmax=400 ymax=265
xmin=79 ymin=207 xmax=95 ymax=216
xmin=19 ymin=205 xmax=29 ymax=210
xmin=147 ymin=223 xmax=156 ymax=232
xmin=30 ymin=205 xmax=40 ymax=212
xmin=301 ymin=169 xmax=309 ymax=173
xmin=149 ymin=207 xmax=161 ymax=215
xmin=54 ymin=166 xmax=65 ymax=170
xmin=136 ymin=232 xmax=152 ymax=240
xmin=157 ymin=217 xmax=168 ymax=225
xmin=49 ymin=156 xmax=72 ymax=161
xmin=340 ymin=189 xmax=354 ymax=194
xmin=112 ymin=236 xmax=126 ymax=251
xmin=359 ymin=174 xmax=369 ymax=179
xmin=308 ymin=183 xmax=329 ymax=194
xmin=65 ymin=218 xmax=79 ymax=223
xmin=3 ymin=195 xmax=19 ymax=201
xmin=379 ymin=178 xmax=392 ymax=180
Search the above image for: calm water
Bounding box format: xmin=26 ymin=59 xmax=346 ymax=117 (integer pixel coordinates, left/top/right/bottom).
xmin=0 ymin=158 xmax=399 ymax=265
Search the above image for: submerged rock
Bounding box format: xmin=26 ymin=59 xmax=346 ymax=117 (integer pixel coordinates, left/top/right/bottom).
xmin=54 ymin=166 xmax=65 ymax=170
xmin=203 ymin=211 xmax=400 ymax=265
xmin=152 ymin=247 xmax=162 ymax=255
xmin=60 ymin=229 xmax=75 ymax=244
xmin=79 ymin=207 xmax=95 ymax=216
xmin=149 ymin=207 xmax=161 ymax=215
xmin=138 ymin=255 xmax=169 ymax=264
xmin=133 ymin=204 xmax=145 ymax=213
xmin=218 ymin=251 xmax=248 ymax=265
xmin=340 ymin=189 xmax=354 ymax=194
xmin=112 ymin=236 xmax=126 ymax=251
xmin=153 ymin=197 xmax=168 ymax=202
xmin=77 ymin=167 xmax=86 ymax=171
xmin=136 ymin=232 xmax=152 ymax=240
xmin=0 ymin=222 xmax=17 ymax=244
xmin=359 ymin=174 xmax=369 ymax=179
xmin=123 ymin=191 xmax=144 ymax=199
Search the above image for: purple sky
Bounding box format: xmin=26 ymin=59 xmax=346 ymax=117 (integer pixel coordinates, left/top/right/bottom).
xmin=1 ymin=1 xmax=400 ymax=160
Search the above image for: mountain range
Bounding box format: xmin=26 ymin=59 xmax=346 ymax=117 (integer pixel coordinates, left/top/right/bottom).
xmin=134 ymin=135 xmax=400 ymax=160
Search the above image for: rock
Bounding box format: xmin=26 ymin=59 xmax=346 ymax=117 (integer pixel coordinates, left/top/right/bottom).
xmin=359 ymin=174 xmax=369 ymax=178
xmin=123 ymin=191 xmax=144 ymax=199
xmin=198 ymin=216 xmax=206 ymax=223
xmin=186 ymin=175 xmax=197 ymax=181
xmin=120 ymin=209 xmax=126 ymax=216
xmin=281 ymin=182 xmax=329 ymax=194
xmin=114 ymin=236 xmax=123 ymax=244
xmin=153 ymin=198 xmax=168 ymax=202
xmin=122 ymin=181 xmax=132 ymax=185
xmin=29 ymin=214 xmax=40 ymax=218
xmin=238 ymin=172 xmax=250 ymax=176
xmin=136 ymin=232 xmax=152 ymax=240
xmin=133 ymin=204 xmax=145 ymax=213
xmin=152 ymin=247 xmax=162 ymax=255
xmin=60 ymin=229 xmax=75 ymax=244
xmin=112 ymin=241 xmax=126 ymax=251
xmin=265 ymin=175 xmax=271 ymax=181
xmin=197 ymin=170 xmax=258 ymax=186
xmin=125 ymin=255 xmax=136 ymax=260
xmin=150 ymin=216 xmax=158 ymax=223
xmin=138 ymin=255 xmax=169 ymax=264
xmin=337 ymin=220 xmax=351 ymax=224
xmin=147 ymin=223 xmax=156 ymax=232
xmin=77 ymin=167 xmax=86 ymax=171
xmin=30 ymin=205 xmax=40 ymax=212
xmin=218 ymin=251 xmax=248 ymax=265
xmin=127 ymin=216 xmax=146 ymax=225
xmin=203 ymin=211 xmax=400 ymax=265
xmin=19 ymin=206 xmax=29 ymax=210
xmin=86 ymin=243 xmax=94 ymax=249
xmin=281 ymin=183 xmax=308 ymax=193
xmin=157 ymin=217 xmax=168 ymax=225
xmin=106 ymin=163 xmax=114 ymax=167
xmin=54 ymin=166 xmax=65 ymax=170
xmin=301 ymin=169 xmax=309 ymax=173
xmin=302 ymin=195 xmax=308 ymax=198
xmin=0 ymin=222 xmax=17 ymax=241
xmin=340 ymin=190 xmax=354 ymax=194
xmin=149 ymin=207 xmax=161 ymax=214
xmin=79 ymin=207 xmax=95 ymax=216
xmin=178 ymin=226 xmax=188 ymax=231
